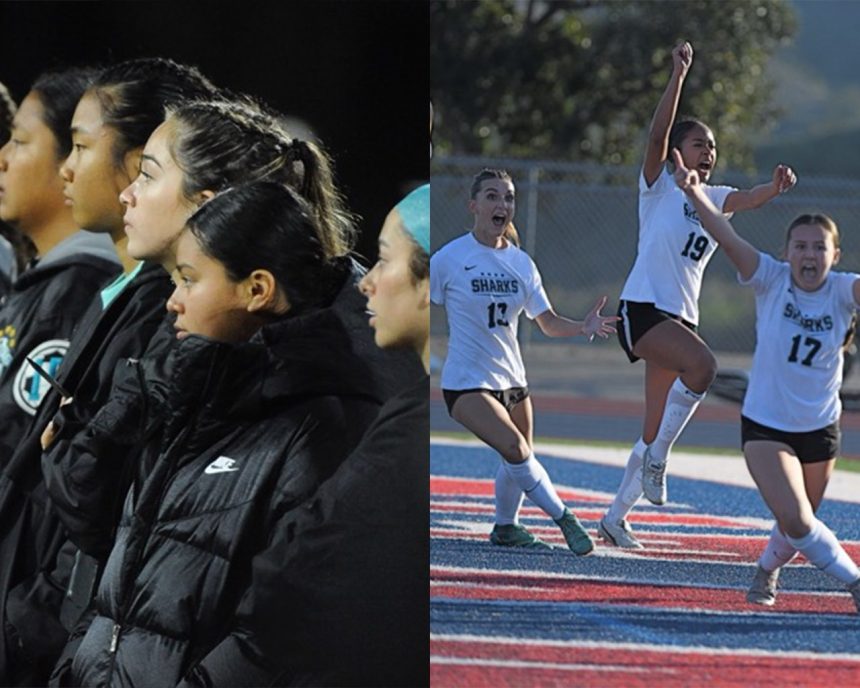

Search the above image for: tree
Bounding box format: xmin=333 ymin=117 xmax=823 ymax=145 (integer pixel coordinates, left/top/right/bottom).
xmin=431 ymin=0 xmax=796 ymax=171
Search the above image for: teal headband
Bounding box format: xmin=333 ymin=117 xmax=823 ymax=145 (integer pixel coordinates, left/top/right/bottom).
xmin=395 ymin=183 xmax=429 ymax=254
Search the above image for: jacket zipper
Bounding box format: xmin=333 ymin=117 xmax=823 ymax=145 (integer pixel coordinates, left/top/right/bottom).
xmin=105 ymin=347 xmax=220 ymax=683
xmin=105 ymin=621 xmax=121 ymax=680
xmin=110 ymin=622 xmax=121 ymax=653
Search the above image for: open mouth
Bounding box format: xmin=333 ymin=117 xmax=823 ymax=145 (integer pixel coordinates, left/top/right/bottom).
xmin=800 ymin=264 xmax=818 ymax=279
xmin=697 ymin=162 xmax=712 ymax=174
xmin=492 ymin=212 xmax=507 ymax=227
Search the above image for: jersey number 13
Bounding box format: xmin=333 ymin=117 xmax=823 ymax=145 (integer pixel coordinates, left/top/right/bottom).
xmin=487 ymin=302 xmax=509 ymax=329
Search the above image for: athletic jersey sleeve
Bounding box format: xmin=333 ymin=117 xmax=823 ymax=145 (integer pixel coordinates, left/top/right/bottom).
xmin=522 ymin=257 xmax=552 ymax=319
xmin=639 ymin=167 xmax=735 ymax=213
xmin=429 ymin=249 xmax=447 ymax=305
xmin=738 ymin=251 xmax=781 ymax=295
xmin=704 ymin=183 xmax=737 ymax=218
xmin=639 ymin=165 xmax=671 ymax=195
xmin=833 ymin=270 xmax=860 ymax=310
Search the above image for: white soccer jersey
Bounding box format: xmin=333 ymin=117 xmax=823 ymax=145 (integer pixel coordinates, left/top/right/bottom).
xmin=742 ymin=252 xmax=859 ymax=432
xmin=430 ymin=232 xmax=552 ymax=390
xmin=620 ymin=167 xmax=736 ymax=325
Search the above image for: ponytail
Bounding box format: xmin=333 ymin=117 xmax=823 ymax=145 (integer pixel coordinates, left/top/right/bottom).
xmin=167 ymin=97 xmax=356 ymax=259
xmin=282 ymin=137 xmax=355 ymax=258
xmin=504 ymin=222 xmax=520 ymax=248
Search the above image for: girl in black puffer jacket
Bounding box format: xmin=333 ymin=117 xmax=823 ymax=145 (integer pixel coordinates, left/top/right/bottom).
xmin=70 ymin=182 xmax=381 ymax=687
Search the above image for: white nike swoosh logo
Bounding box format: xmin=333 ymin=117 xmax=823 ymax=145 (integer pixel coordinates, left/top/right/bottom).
xmin=204 ymin=456 xmax=239 ymax=475
xmin=204 ymin=465 xmax=239 ymax=475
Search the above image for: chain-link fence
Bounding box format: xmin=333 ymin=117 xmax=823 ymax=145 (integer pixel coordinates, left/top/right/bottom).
xmin=431 ymin=154 xmax=860 ymax=355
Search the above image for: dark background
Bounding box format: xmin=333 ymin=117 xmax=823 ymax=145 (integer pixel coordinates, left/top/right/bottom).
xmin=0 ymin=0 xmax=428 ymax=262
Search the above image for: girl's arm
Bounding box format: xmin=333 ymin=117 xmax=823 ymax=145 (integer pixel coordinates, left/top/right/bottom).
xmin=534 ymin=296 xmax=618 ymax=340
xmin=673 ymin=149 xmax=760 ymax=281
xmin=723 ymin=164 xmax=797 ymax=213
xmin=643 ymin=42 xmax=693 ymax=187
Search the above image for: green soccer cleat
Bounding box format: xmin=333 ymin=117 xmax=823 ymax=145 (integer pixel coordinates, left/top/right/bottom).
xmin=848 ymin=577 xmax=860 ymax=613
xmin=554 ymin=508 xmax=595 ymax=556
xmin=489 ymin=523 xmax=553 ymax=549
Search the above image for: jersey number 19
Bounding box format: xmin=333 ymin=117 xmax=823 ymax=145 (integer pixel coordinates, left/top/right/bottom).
xmin=681 ymin=232 xmax=709 ymax=262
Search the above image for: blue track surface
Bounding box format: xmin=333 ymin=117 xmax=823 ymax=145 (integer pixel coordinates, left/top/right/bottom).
xmin=431 ymin=439 xmax=860 ymax=686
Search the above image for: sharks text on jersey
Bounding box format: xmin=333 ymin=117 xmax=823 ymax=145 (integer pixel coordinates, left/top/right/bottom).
xmin=783 ymin=302 xmax=834 ymax=332
xmin=471 ymin=275 xmax=519 ymax=295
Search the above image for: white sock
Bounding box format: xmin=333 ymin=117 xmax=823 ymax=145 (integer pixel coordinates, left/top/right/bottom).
xmin=786 ymin=518 xmax=860 ymax=585
xmin=503 ymin=454 xmax=566 ymax=521
xmin=758 ymin=524 xmax=798 ymax=571
xmin=649 ymin=379 xmax=704 ymax=462
xmin=494 ymin=462 xmax=524 ymax=526
xmin=606 ymin=437 xmax=647 ymax=524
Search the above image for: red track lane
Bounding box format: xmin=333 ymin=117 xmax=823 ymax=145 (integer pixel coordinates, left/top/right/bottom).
xmin=430 ymin=639 xmax=860 ymax=688
xmin=431 ymin=569 xmax=858 ymax=614
xmin=432 ymin=476 xmax=609 ymax=503
xmin=431 ymin=524 xmax=860 ymax=564
xmin=432 ymin=498 xmax=763 ymax=529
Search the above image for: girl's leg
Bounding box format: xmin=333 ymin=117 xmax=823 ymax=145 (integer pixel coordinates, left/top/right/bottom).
xmin=749 ymin=458 xmax=837 ymax=604
xmin=453 ymin=393 xmax=593 ymax=554
xmin=745 ymin=442 xmax=860 ymax=586
xmin=510 ymin=396 xmax=592 ymax=554
xmin=757 ymin=459 xmax=834 ymax=570
xmin=633 ymin=320 xmax=716 ymax=504
xmin=452 ymin=393 xmax=564 ymax=520
xmin=601 ymin=437 xmax=648 ymax=548
xmin=493 ymin=396 xmax=534 ymax=526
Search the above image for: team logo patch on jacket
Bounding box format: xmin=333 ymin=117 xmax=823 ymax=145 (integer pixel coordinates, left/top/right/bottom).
xmin=13 ymin=339 xmax=69 ymax=415
xmin=0 ymin=324 xmax=17 ymax=377
xmin=204 ymin=456 xmax=240 ymax=475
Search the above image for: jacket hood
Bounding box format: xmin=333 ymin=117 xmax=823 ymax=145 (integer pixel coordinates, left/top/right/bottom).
xmin=16 ymin=230 xmax=119 ymax=289
xmin=36 ymin=230 xmax=119 ymax=268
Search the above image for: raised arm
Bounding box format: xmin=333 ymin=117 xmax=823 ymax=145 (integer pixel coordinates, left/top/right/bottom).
xmin=535 ymin=296 xmax=619 ymax=340
xmin=643 ymin=41 xmax=694 ymax=186
xmin=723 ymin=163 xmax=797 ymax=213
xmin=672 ymin=149 xmax=760 ymax=281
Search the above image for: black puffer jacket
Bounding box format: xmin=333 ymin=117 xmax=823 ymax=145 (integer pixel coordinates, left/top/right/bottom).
xmin=0 ymin=262 xmax=172 ymax=685
xmin=44 ymin=258 xmax=422 ymax=562
xmin=0 ymin=230 xmax=119 ymax=467
xmin=250 ymin=373 xmax=430 ymax=687
xmin=70 ymin=306 xmax=384 ymax=687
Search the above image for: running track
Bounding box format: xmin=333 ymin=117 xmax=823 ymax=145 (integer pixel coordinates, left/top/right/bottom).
xmin=430 ymin=438 xmax=860 ymax=687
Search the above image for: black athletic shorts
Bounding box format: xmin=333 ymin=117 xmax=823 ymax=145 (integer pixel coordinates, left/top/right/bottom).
xmin=443 ymin=386 xmax=529 ymax=416
xmin=741 ymin=415 xmax=841 ymax=464
xmin=617 ymin=300 xmax=697 ymax=363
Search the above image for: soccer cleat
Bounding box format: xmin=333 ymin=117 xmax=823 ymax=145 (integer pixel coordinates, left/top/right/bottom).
xmin=489 ymin=523 xmax=553 ymax=549
xmin=641 ymin=446 xmax=668 ymax=505
xmin=849 ymin=577 xmax=860 ymax=613
xmin=554 ymin=508 xmax=594 ymax=556
xmin=598 ymin=516 xmax=644 ymax=550
xmin=746 ymin=564 xmax=779 ymax=606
